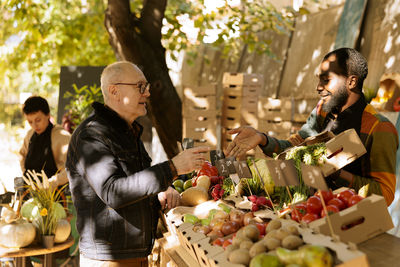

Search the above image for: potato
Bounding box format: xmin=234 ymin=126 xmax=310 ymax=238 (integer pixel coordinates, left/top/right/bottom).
xmin=266 ymin=219 xmax=282 ymax=233
xmin=275 ymin=228 xmax=290 ymax=240
xmin=284 ymin=225 xmax=300 ymax=236
xmin=249 ymin=240 xmax=267 ymax=258
xmin=228 ymin=248 xmax=251 ymax=265
xmin=265 ymin=229 xmax=279 ymax=239
xmin=181 ymin=187 xmax=208 ymax=206
xmin=263 ymin=237 xmax=281 ymax=250
xmin=243 ymin=224 xmax=260 ymax=241
xmin=282 ymin=235 xmax=303 ymax=250
xmin=196 ymin=175 xmax=211 ymax=190
xmin=232 ymin=236 xmax=252 ymax=247
xmin=240 ymin=240 xmax=254 ymax=250
xmin=235 ymin=228 xmax=245 ymax=239
xmin=224 ymin=244 xmax=239 ymax=256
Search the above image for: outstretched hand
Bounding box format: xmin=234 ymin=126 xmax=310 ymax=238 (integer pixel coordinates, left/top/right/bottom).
xmin=224 ymin=126 xmax=266 ymax=158
xmin=172 ymin=146 xmax=209 ymax=175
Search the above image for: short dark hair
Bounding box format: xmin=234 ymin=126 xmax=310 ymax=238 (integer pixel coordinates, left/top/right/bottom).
xmin=323 ymin=47 xmax=368 ymax=91
xmin=22 ymin=96 xmax=50 ymax=115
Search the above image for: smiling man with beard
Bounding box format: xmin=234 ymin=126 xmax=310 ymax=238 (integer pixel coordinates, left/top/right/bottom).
xmin=224 ymin=48 xmax=398 ymax=206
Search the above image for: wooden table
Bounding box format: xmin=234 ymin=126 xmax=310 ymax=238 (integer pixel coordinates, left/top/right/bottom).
xmin=0 ymin=237 xmax=74 ymax=267
xmin=359 ymin=232 xmax=400 ymax=267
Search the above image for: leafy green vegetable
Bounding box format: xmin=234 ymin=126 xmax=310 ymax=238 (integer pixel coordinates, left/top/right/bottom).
xmin=222 ymin=178 xmax=235 ymax=198
xmin=277 ymin=143 xmax=327 ymax=207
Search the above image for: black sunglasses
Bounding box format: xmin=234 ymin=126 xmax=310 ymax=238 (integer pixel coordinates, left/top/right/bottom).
xmin=113 ymin=82 xmax=150 ymax=94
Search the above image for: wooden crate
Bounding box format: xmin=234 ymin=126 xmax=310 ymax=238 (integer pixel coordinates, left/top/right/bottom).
xmin=258 ymin=97 xmax=292 ymax=121
xmin=258 ymin=119 xmax=292 ymax=133
xmin=183 ymin=119 xmax=217 ymax=148
xmin=184 ymin=95 xmax=216 ymax=111
xmin=223 ymin=85 xmax=262 ymax=97
xmin=222 ymin=72 xmax=264 ymax=87
xmin=183 ymin=84 xmax=217 ymax=97
xmin=292 ymin=97 xmax=319 ymax=122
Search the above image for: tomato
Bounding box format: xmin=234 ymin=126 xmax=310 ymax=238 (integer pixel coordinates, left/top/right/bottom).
xmin=290 ymin=203 xmax=307 ymax=222
xmin=198 ymin=169 xmax=212 ymax=177
xmin=301 ymin=213 xmax=320 ymax=224
xmin=348 ymin=195 xmax=364 ymax=207
xmin=337 ymin=189 xmax=356 ymax=206
xmin=222 ymin=238 xmax=233 ymax=249
xmin=255 ymin=223 xmax=266 ymax=236
xmin=212 ymin=237 xmax=224 ymax=246
xmin=320 ymin=205 xmax=340 ymax=217
xmin=315 ymin=190 xmax=334 ymax=203
xmin=306 ymin=196 xmax=322 ymax=215
xmin=327 ymin=198 xmax=346 ymax=210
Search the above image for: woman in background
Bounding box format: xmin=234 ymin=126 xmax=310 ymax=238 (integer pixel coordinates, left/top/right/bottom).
xmin=19 ymin=96 xmax=71 ymax=189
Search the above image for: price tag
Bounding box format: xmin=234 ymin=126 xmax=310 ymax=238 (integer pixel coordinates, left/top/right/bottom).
xmin=182 ymin=138 xmax=194 ymax=150
xmin=301 ymin=164 xmax=329 ymax=191
xmin=225 ymin=157 xmax=237 ymax=174
xmin=14 ymin=176 xmax=25 ymax=193
xmin=0 ymin=192 xmax=13 ymax=204
xmin=210 ymin=150 xmax=225 ymax=166
xmin=234 ymin=161 xmax=252 ymax=178
xmin=265 ymin=159 xmax=299 ymax=186
xmin=216 ymin=159 xmax=229 ymax=177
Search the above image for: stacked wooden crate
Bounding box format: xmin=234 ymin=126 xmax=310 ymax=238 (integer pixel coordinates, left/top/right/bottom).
xmin=258 ymin=97 xmax=293 ymax=140
xmin=182 ymin=85 xmax=218 ymax=149
xmin=292 ymin=95 xmax=320 ymax=131
xmin=221 ymin=72 xmax=264 ymax=150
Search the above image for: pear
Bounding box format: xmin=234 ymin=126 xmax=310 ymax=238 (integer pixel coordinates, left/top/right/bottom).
xmin=276 ymin=245 xmax=333 ymax=267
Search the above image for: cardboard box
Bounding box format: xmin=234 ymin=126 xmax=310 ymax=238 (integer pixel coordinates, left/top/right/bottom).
xmin=310 ymin=193 xmax=394 ymax=244
xmin=222 ymin=72 xmax=264 ymax=87
xmin=258 ymin=97 xmax=292 ymax=121
xmin=279 ymin=129 xmax=366 ymax=177
xmin=184 ymin=85 xmax=217 ymax=97
xmin=320 ymin=129 xmax=366 ymax=176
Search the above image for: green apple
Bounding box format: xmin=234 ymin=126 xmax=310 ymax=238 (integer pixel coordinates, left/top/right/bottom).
xmin=172 ymin=179 xmax=184 ymax=189
xmin=183 ymin=180 xmax=192 ymax=190
xmin=175 ymin=187 xmax=183 ymax=193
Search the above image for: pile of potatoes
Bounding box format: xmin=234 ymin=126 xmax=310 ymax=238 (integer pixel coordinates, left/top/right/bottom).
xmin=226 ymin=219 xmax=304 ymax=266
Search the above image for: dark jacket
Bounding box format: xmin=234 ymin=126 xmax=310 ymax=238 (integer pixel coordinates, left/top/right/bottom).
xmin=66 ymin=102 xmax=173 ymax=260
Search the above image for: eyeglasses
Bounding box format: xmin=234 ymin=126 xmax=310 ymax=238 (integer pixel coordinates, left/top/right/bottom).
xmin=113 ymin=82 xmax=150 ymax=94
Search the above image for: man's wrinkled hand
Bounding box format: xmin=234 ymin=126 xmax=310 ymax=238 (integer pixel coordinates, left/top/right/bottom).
xmin=158 ymin=186 xmax=181 ymax=210
xmin=172 ymin=146 xmax=209 ymax=175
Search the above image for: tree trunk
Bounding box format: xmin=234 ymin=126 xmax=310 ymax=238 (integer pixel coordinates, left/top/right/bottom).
xmin=104 ymin=0 xmax=181 ymax=158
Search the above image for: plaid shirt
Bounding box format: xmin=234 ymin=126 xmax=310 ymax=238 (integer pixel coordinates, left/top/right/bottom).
xmin=260 ymin=95 xmax=398 ymax=205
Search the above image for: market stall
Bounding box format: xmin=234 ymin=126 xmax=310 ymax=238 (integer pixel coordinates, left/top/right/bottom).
xmin=154 ymin=127 xmax=400 ymax=267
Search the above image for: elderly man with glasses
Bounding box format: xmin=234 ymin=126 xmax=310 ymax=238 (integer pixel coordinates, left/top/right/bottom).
xmin=66 ymin=61 xmax=209 ymax=266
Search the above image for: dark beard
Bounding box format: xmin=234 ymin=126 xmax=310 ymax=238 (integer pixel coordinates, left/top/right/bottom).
xmin=322 ymin=84 xmax=348 ymax=114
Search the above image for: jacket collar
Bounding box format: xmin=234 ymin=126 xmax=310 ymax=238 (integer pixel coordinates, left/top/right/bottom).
xmin=92 ymin=102 xmax=143 ymax=136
